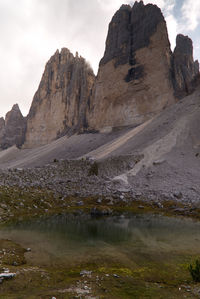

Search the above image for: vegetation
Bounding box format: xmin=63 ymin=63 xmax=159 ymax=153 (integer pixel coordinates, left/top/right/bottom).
xmin=88 ymin=161 xmax=99 ymax=176
xmin=189 ymin=259 xmax=200 ymax=282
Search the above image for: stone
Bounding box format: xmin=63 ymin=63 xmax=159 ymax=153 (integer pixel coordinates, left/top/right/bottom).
xmin=90 ymin=207 xmax=112 ymax=216
xmin=172 ymin=34 xmax=199 ymax=98
xmin=80 ymin=270 xmax=92 ymax=276
xmin=173 ymin=191 xmax=183 ymax=199
xmin=0 ymin=273 xmax=16 ymax=279
xmin=87 ymin=1 xmax=175 ymax=131
xmin=138 ymin=205 xmax=144 ymax=209
xmin=0 ymin=104 xmax=26 ymax=149
xmin=0 ymin=204 xmax=7 ymax=210
xmin=96 ymin=198 xmax=102 ymax=204
xmin=24 ymin=48 xmax=95 ymax=148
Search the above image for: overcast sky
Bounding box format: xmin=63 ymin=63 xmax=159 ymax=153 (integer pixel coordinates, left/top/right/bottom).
xmin=0 ymin=0 xmax=199 ymax=118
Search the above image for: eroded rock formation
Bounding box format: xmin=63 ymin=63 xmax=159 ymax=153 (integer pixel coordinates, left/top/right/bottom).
xmin=172 ymin=34 xmax=199 ymax=98
xmin=24 ymin=48 xmax=95 ymax=148
xmin=0 ymin=104 xmax=26 ymax=149
xmin=1 ymin=1 xmax=199 ymax=150
xmin=87 ymin=1 xmax=175 ymax=131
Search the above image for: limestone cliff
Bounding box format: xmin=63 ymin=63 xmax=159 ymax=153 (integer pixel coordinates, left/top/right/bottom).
xmin=172 ymin=34 xmax=199 ymax=98
xmin=0 ymin=104 xmax=26 ymax=149
xmin=24 ymin=48 xmax=95 ymax=148
xmin=7 ymin=1 xmax=200 ymax=150
xmin=87 ymin=1 xmax=175 ymax=131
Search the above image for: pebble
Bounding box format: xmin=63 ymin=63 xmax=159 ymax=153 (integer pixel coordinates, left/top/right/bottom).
xmin=80 ymin=270 xmax=92 ymax=276
xmin=0 ymin=204 xmax=7 ymax=210
xmin=138 ymin=205 xmax=144 ymax=209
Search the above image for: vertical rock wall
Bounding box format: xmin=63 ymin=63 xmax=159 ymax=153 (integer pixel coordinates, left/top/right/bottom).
xmin=0 ymin=104 xmax=26 ymax=149
xmin=172 ymin=34 xmax=199 ymax=98
xmin=24 ymin=48 xmax=95 ymax=148
xmin=86 ymin=1 xmax=175 ymax=131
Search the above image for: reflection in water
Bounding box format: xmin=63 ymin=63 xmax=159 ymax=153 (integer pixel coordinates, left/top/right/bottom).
xmin=1 ymin=213 xmax=200 ymax=267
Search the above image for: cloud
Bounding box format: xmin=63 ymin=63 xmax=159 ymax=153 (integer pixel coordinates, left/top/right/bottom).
xmin=165 ymin=14 xmax=178 ymax=50
xmin=181 ymin=0 xmax=200 ymax=31
xmin=0 ymin=0 xmax=111 ymax=117
xmin=97 ymin=0 xmax=123 ymax=11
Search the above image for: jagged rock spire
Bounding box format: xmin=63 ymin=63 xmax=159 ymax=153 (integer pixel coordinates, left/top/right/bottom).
xmin=24 ymin=48 xmax=95 ymax=148
xmin=0 ymin=104 xmax=26 ymax=149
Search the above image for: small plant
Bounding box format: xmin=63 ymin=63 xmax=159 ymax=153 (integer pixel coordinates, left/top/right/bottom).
xmin=189 ymin=259 xmax=200 ymax=282
xmin=88 ymin=162 xmax=99 ymax=176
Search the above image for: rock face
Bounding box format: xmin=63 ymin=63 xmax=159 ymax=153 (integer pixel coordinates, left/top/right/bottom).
xmin=24 ymin=48 xmax=95 ymax=148
xmin=172 ymin=34 xmax=199 ymax=98
xmin=3 ymin=1 xmax=198 ymax=150
xmin=87 ymin=1 xmax=175 ymax=131
xmin=0 ymin=104 xmax=26 ymax=149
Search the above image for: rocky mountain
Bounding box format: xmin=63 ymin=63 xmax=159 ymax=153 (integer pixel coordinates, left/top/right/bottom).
xmin=24 ymin=48 xmax=95 ymax=148
xmin=0 ymin=104 xmax=26 ymax=150
xmin=1 ymin=1 xmax=199 ymax=149
xmin=172 ymin=34 xmax=199 ymax=98
xmin=87 ymin=2 xmax=175 ymax=131
xmin=87 ymin=1 xmax=199 ymax=131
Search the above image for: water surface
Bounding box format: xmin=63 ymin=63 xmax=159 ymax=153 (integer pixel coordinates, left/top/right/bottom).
xmin=1 ymin=213 xmax=200 ymax=268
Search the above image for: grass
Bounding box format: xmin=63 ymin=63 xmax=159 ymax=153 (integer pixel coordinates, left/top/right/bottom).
xmin=189 ymin=259 xmax=200 ymax=282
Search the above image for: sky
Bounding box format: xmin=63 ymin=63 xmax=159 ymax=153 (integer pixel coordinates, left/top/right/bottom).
xmin=0 ymin=0 xmax=200 ymax=118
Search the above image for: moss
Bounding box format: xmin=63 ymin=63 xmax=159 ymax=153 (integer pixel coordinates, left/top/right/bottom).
xmin=0 ymin=239 xmax=26 ymax=266
xmin=88 ymin=161 xmax=99 ymax=176
xmin=189 ymin=259 xmax=200 ymax=282
xmin=0 ymin=249 xmax=197 ymax=298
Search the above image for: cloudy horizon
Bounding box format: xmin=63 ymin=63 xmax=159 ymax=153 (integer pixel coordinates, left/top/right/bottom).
xmin=0 ymin=0 xmax=199 ymax=118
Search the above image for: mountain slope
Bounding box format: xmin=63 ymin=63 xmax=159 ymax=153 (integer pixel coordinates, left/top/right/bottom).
xmin=0 ymin=82 xmax=199 ymax=202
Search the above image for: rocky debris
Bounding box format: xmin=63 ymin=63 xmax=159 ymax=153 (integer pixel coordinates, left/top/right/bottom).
xmin=24 ymin=48 xmax=95 ymax=148
xmin=172 ymin=34 xmax=199 ymax=98
xmin=0 ymin=104 xmax=26 ymax=150
xmin=0 ymin=155 xmax=197 ymax=210
xmin=87 ymin=1 xmax=175 ymax=130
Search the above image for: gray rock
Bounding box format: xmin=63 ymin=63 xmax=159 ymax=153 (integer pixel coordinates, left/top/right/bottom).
xmin=172 ymin=34 xmax=199 ymax=98
xmin=0 ymin=273 xmax=16 ymax=279
xmin=80 ymin=270 xmax=92 ymax=276
xmin=0 ymin=104 xmax=26 ymax=149
xmin=0 ymin=204 xmax=7 ymax=210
